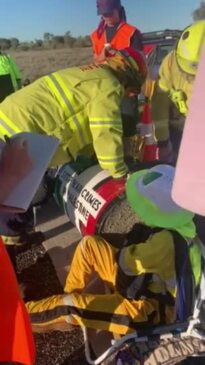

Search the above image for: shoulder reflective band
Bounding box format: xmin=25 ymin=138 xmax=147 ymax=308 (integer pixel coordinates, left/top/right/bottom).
xmin=0 ymin=110 xmax=20 ymax=137
xmin=44 ymin=74 xmax=86 ymax=147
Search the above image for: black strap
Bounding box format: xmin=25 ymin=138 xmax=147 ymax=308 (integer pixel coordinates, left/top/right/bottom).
xmin=125 ymin=224 xmax=162 ymax=246
xmin=143 ymin=289 xmax=175 ymax=325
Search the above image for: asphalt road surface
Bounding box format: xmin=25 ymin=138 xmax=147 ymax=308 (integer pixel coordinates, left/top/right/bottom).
xmin=36 ymin=198 xmax=81 ymax=285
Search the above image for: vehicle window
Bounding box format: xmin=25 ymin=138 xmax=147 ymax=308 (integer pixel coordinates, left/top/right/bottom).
xmin=156 ymin=45 xmax=175 ymax=64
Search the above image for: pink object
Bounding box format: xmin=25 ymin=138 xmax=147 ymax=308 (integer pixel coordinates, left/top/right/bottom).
xmin=172 ymin=48 xmax=205 ymax=215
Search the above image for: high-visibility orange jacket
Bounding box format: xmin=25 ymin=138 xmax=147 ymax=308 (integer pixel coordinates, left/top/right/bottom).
xmin=0 ymin=236 xmax=35 ymax=364
xmin=91 ymin=22 xmax=137 ymax=56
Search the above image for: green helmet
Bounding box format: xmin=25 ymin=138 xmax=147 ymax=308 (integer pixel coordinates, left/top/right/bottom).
xmin=126 ymin=164 xmax=196 ymax=238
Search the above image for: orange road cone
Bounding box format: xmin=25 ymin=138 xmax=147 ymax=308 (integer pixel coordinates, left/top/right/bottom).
xmin=140 ymin=100 xmax=158 ymax=162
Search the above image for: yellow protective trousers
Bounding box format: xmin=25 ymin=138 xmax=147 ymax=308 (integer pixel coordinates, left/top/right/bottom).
xmin=26 ymin=236 xmax=172 ymax=335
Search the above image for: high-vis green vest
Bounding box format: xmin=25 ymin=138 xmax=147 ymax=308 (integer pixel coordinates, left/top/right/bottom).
xmin=0 ymin=64 xmax=128 ymax=178
xmin=0 ymin=54 xmax=21 ymax=90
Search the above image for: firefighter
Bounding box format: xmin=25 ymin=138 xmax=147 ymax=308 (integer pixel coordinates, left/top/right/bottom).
xmin=25 ymin=164 xmax=197 ymax=335
xmin=153 ymin=20 xmax=205 ymax=162
xmin=91 ymin=0 xmax=144 ymax=162
xmin=0 ymin=47 xmax=147 ymax=179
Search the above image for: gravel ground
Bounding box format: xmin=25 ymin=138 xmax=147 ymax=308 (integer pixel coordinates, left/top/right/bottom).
xmin=14 ymin=243 xmax=88 ymax=365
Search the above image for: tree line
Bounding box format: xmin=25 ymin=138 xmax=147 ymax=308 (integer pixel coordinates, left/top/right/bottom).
xmin=1 ymin=1 xmax=205 ymax=52
xmin=0 ymin=31 xmax=92 ymax=51
xmin=193 ymin=1 xmax=205 ymax=21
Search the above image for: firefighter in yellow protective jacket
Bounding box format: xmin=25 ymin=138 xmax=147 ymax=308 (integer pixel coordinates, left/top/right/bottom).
xmin=0 ymin=47 xmax=146 ymax=179
xmin=152 ymin=20 xmax=205 ymax=162
xmin=26 ymin=165 xmax=198 ymax=335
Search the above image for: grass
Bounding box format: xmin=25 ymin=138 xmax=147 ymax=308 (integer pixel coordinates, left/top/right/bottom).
xmin=10 ymin=47 xmax=93 ymax=82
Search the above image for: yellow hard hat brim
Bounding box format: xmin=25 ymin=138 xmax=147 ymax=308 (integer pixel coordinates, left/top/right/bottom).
xmin=177 ymin=54 xmax=198 ymax=76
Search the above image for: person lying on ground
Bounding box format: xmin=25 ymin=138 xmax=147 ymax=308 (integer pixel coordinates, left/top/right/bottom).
xmin=26 ymin=164 xmax=197 ymax=335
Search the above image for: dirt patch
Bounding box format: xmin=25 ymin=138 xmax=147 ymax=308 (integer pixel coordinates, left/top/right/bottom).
xmin=10 ymin=47 xmax=93 ymax=82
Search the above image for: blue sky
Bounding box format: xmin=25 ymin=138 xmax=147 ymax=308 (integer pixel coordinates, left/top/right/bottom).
xmin=0 ymin=0 xmax=200 ymax=41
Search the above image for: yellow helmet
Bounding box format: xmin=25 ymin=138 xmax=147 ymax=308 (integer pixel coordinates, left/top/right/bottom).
xmin=104 ymin=47 xmax=147 ymax=90
xmin=176 ymin=20 xmax=205 ymax=75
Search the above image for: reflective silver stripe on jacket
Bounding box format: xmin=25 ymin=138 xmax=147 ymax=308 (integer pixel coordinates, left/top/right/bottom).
xmin=0 ymin=118 xmax=16 ymax=135
xmin=90 ymin=120 xmax=122 ymax=126
xmin=48 ymin=74 xmax=86 ymax=146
